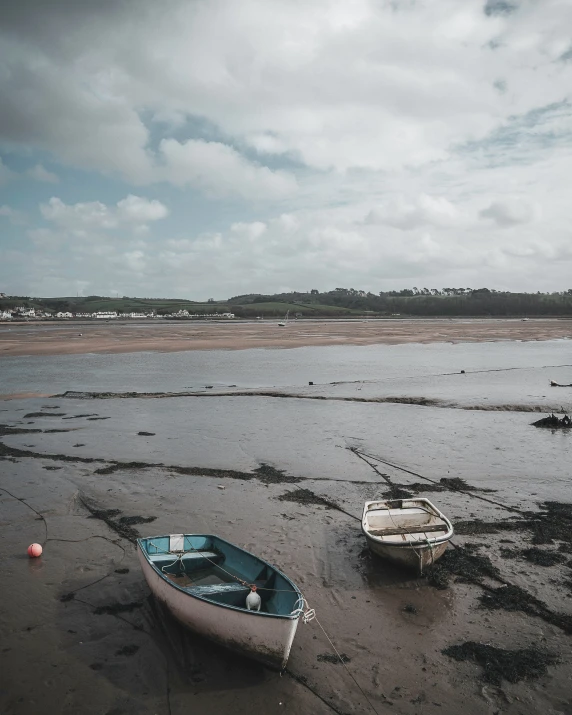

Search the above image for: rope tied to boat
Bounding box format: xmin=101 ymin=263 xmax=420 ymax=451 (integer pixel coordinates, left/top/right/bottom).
xmin=293 ymin=595 xmax=380 ymax=715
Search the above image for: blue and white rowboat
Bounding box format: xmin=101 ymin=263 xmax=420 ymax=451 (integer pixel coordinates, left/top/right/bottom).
xmin=137 ymin=534 xmax=303 ymax=669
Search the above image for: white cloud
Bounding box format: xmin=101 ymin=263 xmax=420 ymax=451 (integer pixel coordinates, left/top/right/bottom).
xmin=365 ymin=195 xmax=462 ymax=230
xmin=0 ymin=204 xmax=26 ymax=225
xmin=230 ymin=221 xmax=267 ymax=240
xmin=40 ymin=195 xmax=168 ymax=235
xmin=158 ymin=139 xmax=297 ymax=199
xmin=3 ymin=0 xmax=572 ymax=296
xmin=27 ymin=163 xmax=59 ymax=183
xmin=116 ymin=194 xmax=169 ymax=223
xmin=4 ymin=0 xmax=571 ymax=178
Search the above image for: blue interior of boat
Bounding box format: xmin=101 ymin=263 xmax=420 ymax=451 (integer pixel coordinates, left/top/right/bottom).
xmin=139 ymin=534 xmax=301 ymax=616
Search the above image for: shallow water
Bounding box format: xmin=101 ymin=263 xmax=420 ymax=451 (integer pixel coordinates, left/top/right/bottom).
xmin=1 ymin=337 xmax=572 ymax=394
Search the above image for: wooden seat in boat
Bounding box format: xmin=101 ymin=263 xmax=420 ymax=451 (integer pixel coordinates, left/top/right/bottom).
xmin=369 ymin=524 xmax=447 ymax=537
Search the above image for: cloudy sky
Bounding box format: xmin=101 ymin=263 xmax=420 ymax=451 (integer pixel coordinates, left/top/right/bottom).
xmin=1 ymin=0 xmax=571 ymax=299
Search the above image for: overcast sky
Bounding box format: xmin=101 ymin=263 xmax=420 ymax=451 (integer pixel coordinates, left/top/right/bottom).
xmin=1 ymin=0 xmax=571 ymax=299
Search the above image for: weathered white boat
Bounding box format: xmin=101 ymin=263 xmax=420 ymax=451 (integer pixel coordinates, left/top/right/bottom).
xmin=362 ymin=498 xmax=453 ymax=574
xmin=137 ymin=533 xmax=303 ymax=669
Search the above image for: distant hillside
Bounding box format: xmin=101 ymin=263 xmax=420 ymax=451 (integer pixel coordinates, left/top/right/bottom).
xmin=227 ymin=288 xmax=572 ymax=317
xmin=2 ymin=287 xmax=572 ymax=318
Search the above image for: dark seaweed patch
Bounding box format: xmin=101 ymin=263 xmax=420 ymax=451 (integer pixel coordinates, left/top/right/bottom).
xmin=137 ymin=431 xmax=155 ymax=436
xmin=443 ymin=642 xmax=558 ymax=685
xmin=0 ymin=425 xmax=41 ymax=437
xmin=118 ymin=515 xmax=156 ymax=526
xmin=277 ymin=488 xmax=334 ymax=508
xmin=479 ymin=584 xmax=572 ymax=634
xmin=115 ymin=644 xmax=140 ymax=656
xmin=81 ymin=501 xmax=140 ymax=542
xmin=454 ymin=519 xmax=526 ymax=536
xmin=94 ymin=465 xmax=117 ymax=475
xmin=94 ymin=601 xmax=143 ymax=616
xmin=532 ymin=413 xmax=572 ymax=429
xmin=317 ymin=653 xmax=351 ymax=664
xmin=383 ymin=486 xmax=413 ymax=499
xmin=523 ymin=548 xmax=566 ymax=566
xmin=426 ymin=548 xmax=501 ymax=590
xmin=24 ymin=412 xmax=65 ymax=418
xmin=62 ymin=414 xmax=98 ymax=420
xmin=408 ymin=478 xmax=496 ymax=493
xmin=254 ymin=463 xmax=301 ymax=484
xmin=530 ymin=502 xmax=572 ymax=545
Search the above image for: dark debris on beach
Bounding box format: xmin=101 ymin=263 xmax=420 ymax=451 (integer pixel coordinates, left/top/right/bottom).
xmin=532 ymin=413 xmax=572 ymax=429
xmin=443 ymin=642 xmax=559 ymax=685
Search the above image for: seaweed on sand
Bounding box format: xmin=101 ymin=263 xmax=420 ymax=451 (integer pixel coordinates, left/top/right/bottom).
xmin=94 ymin=601 xmax=143 ymax=616
xmin=81 ymin=500 xmax=148 ymax=543
xmin=454 ymin=519 xmax=527 ymax=536
xmin=443 ymin=642 xmax=559 ymax=685
xmin=530 ymin=502 xmax=572 ymax=545
xmin=277 ymin=488 xmax=335 ymax=508
xmin=425 ymin=548 xmax=501 ymax=590
xmin=523 ymin=548 xmax=566 ymax=566
xmin=253 ymin=463 xmax=301 ymax=484
xmin=479 ymin=584 xmax=572 ymax=634
xmin=317 ymin=653 xmax=351 ymax=664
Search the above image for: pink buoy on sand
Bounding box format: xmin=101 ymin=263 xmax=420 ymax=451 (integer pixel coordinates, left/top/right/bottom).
xmin=27 ymin=543 xmax=43 ymax=558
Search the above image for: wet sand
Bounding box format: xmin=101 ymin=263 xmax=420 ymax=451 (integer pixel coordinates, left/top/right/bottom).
xmin=1 ymin=317 xmax=571 ymax=357
xmin=1 ymin=336 xmax=572 ymax=714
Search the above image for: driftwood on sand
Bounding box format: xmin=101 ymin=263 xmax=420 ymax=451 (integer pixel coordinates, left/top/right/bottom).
xmin=550 ymin=380 xmax=572 ymax=387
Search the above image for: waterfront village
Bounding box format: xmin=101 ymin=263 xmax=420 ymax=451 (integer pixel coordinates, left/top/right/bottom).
xmin=0 ymin=307 xmax=235 ymax=321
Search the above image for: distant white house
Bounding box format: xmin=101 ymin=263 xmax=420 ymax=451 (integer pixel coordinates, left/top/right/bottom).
xmin=56 ymin=312 xmax=73 ymax=319
xmin=94 ymin=311 xmax=118 ymax=319
xmin=0 ymin=310 xmax=12 ymax=321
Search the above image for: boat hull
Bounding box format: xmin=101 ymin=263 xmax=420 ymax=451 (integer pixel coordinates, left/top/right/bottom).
xmin=137 ymin=548 xmax=300 ymax=669
xmin=363 ymin=533 xmax=449 ymax=574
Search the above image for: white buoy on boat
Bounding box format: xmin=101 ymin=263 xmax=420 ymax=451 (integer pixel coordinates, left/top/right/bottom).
xmin=246 ymin=586 xmax=261 ymax=611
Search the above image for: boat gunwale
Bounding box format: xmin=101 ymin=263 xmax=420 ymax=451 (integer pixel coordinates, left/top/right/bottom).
xmin=137 ymin=533 xmax=302 ymax=620
xmin=361 ymin=498 xmax=454 ymax=548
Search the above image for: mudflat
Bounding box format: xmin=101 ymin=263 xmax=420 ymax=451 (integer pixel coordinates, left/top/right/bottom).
xmin=1 ymin=336 xmax=572 ymax=715
xmin=1 ymin=318 xmax=571 ymax=356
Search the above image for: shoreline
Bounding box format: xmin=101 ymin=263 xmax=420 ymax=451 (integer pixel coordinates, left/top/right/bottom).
xmin=1 ymin=318 xmax=571 ymax=357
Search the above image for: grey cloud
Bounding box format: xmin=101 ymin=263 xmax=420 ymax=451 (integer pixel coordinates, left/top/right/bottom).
xmin=479 ymin=200 xmax=537 ymax=227
xmin=484 ymin=1 xmax=518 ymax=17
xmin=493 ymin=79 xmax=507 ymax=94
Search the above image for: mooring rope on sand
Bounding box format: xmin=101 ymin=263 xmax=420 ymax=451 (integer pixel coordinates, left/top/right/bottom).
xmin=349 ymin=447 xmax=528 ymax=516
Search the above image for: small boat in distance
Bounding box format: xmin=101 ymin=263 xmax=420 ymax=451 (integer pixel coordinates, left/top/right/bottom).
xmin=137 ymin=533 xmax=303 ymax=669
xmin=278 ymin=310 xmax=289 ymax=327
xmin=362 ymin=498 xmax=453 ymax=574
